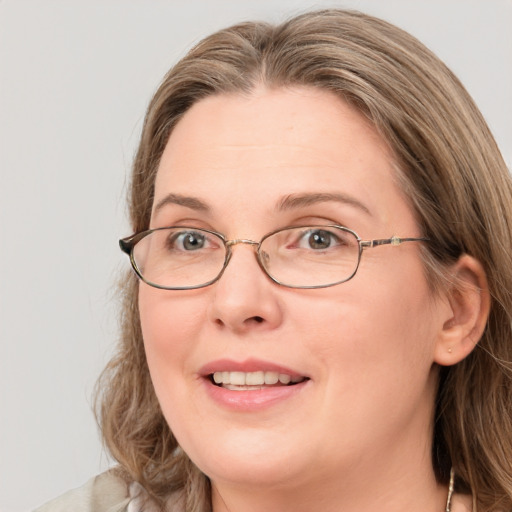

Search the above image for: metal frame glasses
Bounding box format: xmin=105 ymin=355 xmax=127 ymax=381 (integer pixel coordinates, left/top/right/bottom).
xmin=119 ymin=225 xmax=428 ymax=290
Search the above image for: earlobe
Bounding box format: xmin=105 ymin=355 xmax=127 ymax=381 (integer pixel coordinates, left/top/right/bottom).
xmin=434 ymin=255 xmax=491 ymax=366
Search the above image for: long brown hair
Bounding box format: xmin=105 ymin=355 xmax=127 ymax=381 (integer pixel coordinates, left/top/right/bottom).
xmin=96 ymin=9 xmax=512 ymax=511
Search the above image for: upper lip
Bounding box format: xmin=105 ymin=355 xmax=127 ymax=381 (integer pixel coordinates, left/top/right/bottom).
xmin=199 ymin=358 xmax=308 ymax=378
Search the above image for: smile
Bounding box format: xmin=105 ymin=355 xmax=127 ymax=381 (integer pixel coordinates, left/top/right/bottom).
xmin=211 ymin=371 xmax=307 ymax=390
xmin=200 ymin=359 xmax=310 ymax=409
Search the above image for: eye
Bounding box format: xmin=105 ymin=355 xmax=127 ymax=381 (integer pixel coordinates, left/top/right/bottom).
xmin=168 ymin=230 xmax=209 ymax=251
xmin=297 ymin=228 xmax=343 ymax=250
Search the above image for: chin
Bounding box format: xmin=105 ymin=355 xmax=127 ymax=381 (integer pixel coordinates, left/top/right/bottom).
xmin=177 ymin=425 xmax=312 ymax=488
xmin=201 ymin=455 xmax=305 ymax=489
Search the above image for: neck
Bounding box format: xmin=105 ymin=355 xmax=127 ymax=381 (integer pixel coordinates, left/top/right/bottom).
xmin=211 ymin=464 xmax=448 ymax=512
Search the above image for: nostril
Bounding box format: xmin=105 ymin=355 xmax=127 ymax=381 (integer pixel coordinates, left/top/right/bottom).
xmin=213 ymin=315 xmax=265 ymax=328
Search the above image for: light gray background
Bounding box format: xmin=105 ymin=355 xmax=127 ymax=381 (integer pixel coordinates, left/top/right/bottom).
xmin=1 ymin=1 xmax=510 ymax=510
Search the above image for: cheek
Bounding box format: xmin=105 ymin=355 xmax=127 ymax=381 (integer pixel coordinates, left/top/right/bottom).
xmin=138 ymin=286 xmax=221 ymax=457
xmin=297 ymin=259 xmax=438 ymax=393
xmin=139 ymin=286 xmax=205 ymax=347
xmin=138 ymin=287 xmax=206 ymax=403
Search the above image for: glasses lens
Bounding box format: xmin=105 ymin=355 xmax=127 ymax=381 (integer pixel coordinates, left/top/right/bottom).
xmin=259 ymin=226 xmax=360 ymax=287
xmin=131 ymin=228 xmax=227 ymax=289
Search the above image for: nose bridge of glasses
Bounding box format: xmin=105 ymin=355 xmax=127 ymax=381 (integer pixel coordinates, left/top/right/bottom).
xmin=225 ymin=239 xmax=260 ymax=248
xmin=223 ymin=239 xmax=267 ymax=275
xmin=219 ymin=238 xmax=268 ymax=277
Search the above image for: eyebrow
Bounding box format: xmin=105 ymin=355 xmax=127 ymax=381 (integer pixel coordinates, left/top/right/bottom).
xmin=153 ymin=191 xmax=371 ymax=217
xmin=277 ymin=192 xmax=371 ymax=215
xmin=153 ymin=193 xmax=210 ymax=213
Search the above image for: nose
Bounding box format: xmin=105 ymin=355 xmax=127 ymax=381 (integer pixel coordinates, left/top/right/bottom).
xmin=207 ymin=241 xmax=284 ymax=333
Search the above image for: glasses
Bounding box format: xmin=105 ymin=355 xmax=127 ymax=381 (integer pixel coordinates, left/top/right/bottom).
xmin=119 ymin=225 xmax=427 ymax=290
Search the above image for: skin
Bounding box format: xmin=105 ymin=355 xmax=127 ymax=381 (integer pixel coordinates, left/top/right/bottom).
xmin=139 ymin=86 xmax=483 ymax=512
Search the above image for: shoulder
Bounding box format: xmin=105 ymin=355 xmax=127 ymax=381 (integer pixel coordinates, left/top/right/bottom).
xmin=33 ymin=470 xmax=131 ymax=512
xmin=33 ymin=470 xmax=183 ymax=512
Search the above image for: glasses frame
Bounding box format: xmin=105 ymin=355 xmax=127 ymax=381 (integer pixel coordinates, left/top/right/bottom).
xmin=119 ymin=225 xmax=428 ymax=290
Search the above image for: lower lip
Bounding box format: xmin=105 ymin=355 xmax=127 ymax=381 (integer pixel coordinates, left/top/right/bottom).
xmin=202 ymin=378 xmax=309 ymax=411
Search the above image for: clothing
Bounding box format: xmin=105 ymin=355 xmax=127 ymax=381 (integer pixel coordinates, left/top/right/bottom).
xmin=33 ymin=471 xmax=161 ymax=512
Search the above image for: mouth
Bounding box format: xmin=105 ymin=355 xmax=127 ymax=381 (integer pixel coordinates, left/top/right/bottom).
xmin=200 ymin=360 xmax=310 ymax=409
xmin=209 ymin=371 xmax=308 ymax=391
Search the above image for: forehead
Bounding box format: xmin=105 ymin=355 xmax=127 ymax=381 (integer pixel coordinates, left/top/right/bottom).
xmin=152 ymin=86 xmax=414 ymax=234
xmin=159 ymin=85 xmax=390 ymax=164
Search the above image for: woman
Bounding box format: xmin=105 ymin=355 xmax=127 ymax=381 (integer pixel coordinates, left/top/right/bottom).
xmin=37 ymin=8 xmax=512 ymax=512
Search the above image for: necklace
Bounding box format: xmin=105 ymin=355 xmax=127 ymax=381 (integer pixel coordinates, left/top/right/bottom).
xmin=445 ymin=468 xmax=455 ymax=512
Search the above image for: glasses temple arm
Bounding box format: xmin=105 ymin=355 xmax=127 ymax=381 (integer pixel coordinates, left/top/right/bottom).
xmin=360 ymin=236 xmax=428 ymax=248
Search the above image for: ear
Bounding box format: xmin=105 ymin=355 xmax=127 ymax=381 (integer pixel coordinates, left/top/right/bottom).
xmin=434 ymin=255 xmax=491 ymax=366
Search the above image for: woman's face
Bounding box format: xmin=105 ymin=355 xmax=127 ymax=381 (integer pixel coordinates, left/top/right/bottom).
xmin=139 ymin=87 xmax=446 ymax=493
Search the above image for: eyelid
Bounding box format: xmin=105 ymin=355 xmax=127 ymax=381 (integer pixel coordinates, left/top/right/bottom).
xmin=286 ymin=216 xmax=350 ymax=229
xmin=154 ymin=219 xmax=217 ymax=232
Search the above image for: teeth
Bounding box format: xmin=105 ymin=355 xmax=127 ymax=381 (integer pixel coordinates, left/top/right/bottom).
xmin=246 ymin=371 xmax=264 ymax=385
xmin=212 ymin=371 xmax=305 ymax=387
xmin=279 ymin=373 xmax=291 ymax=384
xmin=265 ymin=371 xmax=279 ymax=385
xmin=230 ymin=371 xmax=245 ymax=386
